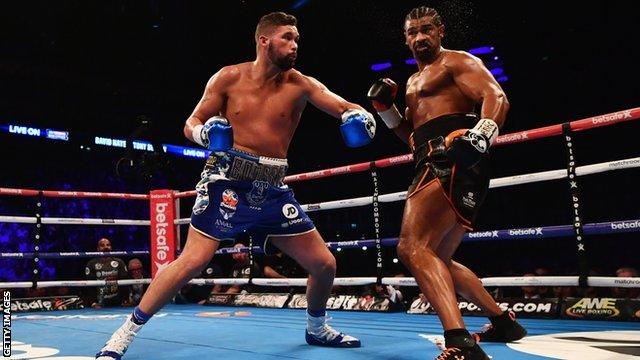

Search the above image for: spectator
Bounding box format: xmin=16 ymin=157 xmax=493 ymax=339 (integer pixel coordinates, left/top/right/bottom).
xmin=612 ymin=267 xmax=640 ymax=299
xmin=362 ymin=282 xmax=405 ymax=312
xmin=24 ymin=287 xmax=47 ymax=298
xmin=124 ymin=258 xmax=147 ymax=306
xmin=534 ymin=267 xmax=553 ymax=298
xmin=552 ymin=285 xmax=576 ymax=300
xmin=521 ymin=273 xmax=540 ymax=299
xmin=84 ymin=237 xmax=128 ymax=308
xmin=225 ymin=243 xmax=261 ymax=294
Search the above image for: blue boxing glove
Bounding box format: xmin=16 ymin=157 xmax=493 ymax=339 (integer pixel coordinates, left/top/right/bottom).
xmin=192 ymin=116 xmax=233 ymax=151
xmin=340 ymin=109 xmax=376 ymax=148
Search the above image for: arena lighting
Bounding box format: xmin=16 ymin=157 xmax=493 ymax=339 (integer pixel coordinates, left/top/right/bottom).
xmin=291 ymin=0 xmax=310 ymax=10
xmin=490 ymin=67 xmax=504 ymax=76
xmin=379 ymin=46 xmax=499 ymax=69
xmin=336 ymin=247 xmax=342 ymax=252
xmin=392 ymin=258 xmax=399 ymax=264
xmin=469 ymin=46 xmax=495 ymax=55
xmin=497 ymin=76 xmax=509 ymax=83
xmin=362 ymin=246 xmax=368 ymax=251
xmin=371 ymin=62 xmax=392 ymax=71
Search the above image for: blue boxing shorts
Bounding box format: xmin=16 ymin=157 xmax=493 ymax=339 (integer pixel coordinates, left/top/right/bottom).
xmin=190 ymin=148 xmax=315 ymax=254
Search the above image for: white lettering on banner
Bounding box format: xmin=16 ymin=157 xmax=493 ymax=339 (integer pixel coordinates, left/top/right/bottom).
xmin=508 ymin=228 xmax=543 ymax=236
xmin=467 ymin=231 xmax=499 ymax=238
xmin=9 ymin=125 xmax=41 ymax=137
xmin=95 ymin=137 xmax=112 ymax=145
xmin=590 ymin=110 xmax=632 ymax=124
xmin=611 ymin=220 xmax=640 ymax=230
xmin=337 ymin=241 xmax=359 ymax=247
xmin=330 ymin=166 xmax=350 ymax=175
xmin=608 ymin=159 xmax=640 ymax=168
xmin=149 ymin=190 xmax=175 ymax=276
xmin=155 ymin=202 xmax=169 ymax=263
xmin=495 ymin=131 xmax=529 ymax=144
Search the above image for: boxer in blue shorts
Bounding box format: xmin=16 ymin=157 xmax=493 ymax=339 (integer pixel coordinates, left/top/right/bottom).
xmin=190 ymin=148 xmax=316 ymax=254
xmin=97 ymin=12 xmax=374 ymax=359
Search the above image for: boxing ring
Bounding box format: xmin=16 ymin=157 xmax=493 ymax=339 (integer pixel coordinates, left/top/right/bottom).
xmin=2 ymin=108 xmax=640 ymax=359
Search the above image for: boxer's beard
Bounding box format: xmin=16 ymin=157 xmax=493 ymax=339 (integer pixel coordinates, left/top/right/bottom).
xmin=268 ymin=43 xmax=296 ymax=71
xmin=413 ymin=41 xmax=433 ymax=62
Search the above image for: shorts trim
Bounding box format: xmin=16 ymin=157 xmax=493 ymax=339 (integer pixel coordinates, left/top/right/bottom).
xmin=262 ymin=227 xmax=317 ymax=255
xmin=407 ymin=167 xmax=436 ymax=198
xmin=434 ymin=177 xmax=473 ymax=230
xmin=189 ymin=224 xmax=235 ymax=244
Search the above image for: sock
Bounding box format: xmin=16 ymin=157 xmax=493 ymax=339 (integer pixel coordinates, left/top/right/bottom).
xmin=306 ymin=308 xmax=326 ymax=333
xmin=131 ymin=306 xmax=152 ymax=325
xmin=444 ymin=328 xmax=475 ymax=348
xmin=307 ymin=308 xmax=326 ymax=318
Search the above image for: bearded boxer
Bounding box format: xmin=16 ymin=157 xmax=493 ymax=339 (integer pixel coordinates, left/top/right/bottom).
xmin=368 ymin=6 xmax=525 ymax=360
xmin=96 ymin=11 xmax=374 ymax=359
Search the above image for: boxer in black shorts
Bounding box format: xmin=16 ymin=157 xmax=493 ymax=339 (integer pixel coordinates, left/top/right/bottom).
xmin=367 ymin=6 xmax=526 ymax=360
xmin=407 ymin=113 xmax=490 ymax=229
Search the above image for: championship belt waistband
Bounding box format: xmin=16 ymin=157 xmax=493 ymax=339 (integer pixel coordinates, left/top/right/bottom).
xmin=207 ymin=148 xmax=288 ymax=186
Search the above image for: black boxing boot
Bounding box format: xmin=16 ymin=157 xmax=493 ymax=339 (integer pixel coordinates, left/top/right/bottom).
xmin=475 ymin=310 xmax=527 ymax=342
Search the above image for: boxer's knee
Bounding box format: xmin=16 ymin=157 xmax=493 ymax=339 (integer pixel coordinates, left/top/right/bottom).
xmin=308 ymin=253 xmax=336 ymax=279
xmin=176 ymin=254 xmax=211 ymax=278
xmin=396 ymin=237 xmax=413 ymax=266
xmin=397 ymin=235 xmax=441 ymax=266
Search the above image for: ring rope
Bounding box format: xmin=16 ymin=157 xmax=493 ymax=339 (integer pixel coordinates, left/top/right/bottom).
xmin=2 ymin=275 xmax=637 ymax=289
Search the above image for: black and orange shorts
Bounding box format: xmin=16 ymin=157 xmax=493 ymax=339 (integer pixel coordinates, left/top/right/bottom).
xmin=407 ymin=113 xmax=491 ymax=230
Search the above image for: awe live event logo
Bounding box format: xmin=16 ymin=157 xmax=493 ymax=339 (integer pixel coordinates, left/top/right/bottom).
xmin=2 ymin=290 xmax=10 ymax=357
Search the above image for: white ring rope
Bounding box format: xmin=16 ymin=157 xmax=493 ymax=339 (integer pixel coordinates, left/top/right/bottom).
xmin=1 ymin=156 xmax=637 ymax=225
xmin=2 ymin=276 xmax=638 ymax=289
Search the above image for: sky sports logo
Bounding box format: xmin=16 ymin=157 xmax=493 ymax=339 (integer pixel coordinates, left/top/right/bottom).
xmin=2 ymin=291 xmax=10 ymax=357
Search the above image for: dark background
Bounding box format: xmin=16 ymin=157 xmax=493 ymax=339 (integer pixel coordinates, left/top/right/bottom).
xmin=1 ymin=1 xmax=638 ymax=282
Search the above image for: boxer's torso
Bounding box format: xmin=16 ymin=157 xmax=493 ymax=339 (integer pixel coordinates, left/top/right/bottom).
xmin=405 ymin=49 xmax=476 ymax=129
xmin=220 ymin=62 xmax=310 ymax=158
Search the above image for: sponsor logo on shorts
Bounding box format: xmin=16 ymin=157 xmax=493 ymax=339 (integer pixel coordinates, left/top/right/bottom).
xmin=246 ymin=180 xmax=269 ymax=206
xmin=282 ymin=204 xmax=299 ymax=219
xmin=281 ymin=217 xmax=310 ymax=228
xmin=219 ymin=189 xmax=238 ymax=220
xmin=461 ymin=192 xmax=477 ymax=208
xmin=94 ymin=263 xmax=102 ymax=270
xmin=215 ymin=219 xmax=233 ymax=232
